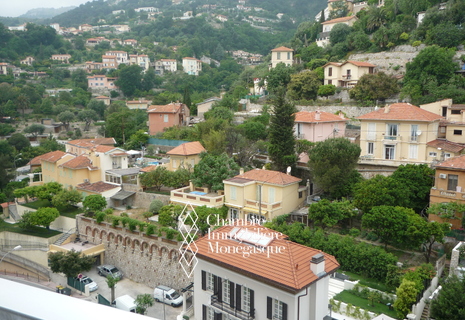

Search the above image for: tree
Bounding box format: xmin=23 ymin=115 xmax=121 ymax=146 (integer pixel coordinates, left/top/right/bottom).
xmin=317 ymin=84 xmax=336 ymax=99
xmin=287 ymin=71 xmax=321 ymax=101
xmin=82 ymin=195 xmax=107 ymax=212
xmin=7 ymin=133 xmax=30 ymax=151
xmin=394 ymin=279 xmax=418 ymax=319
xmin=266 ymin=63 xmax=293 ymax=94
xmin=192 ymin=153 xmax=239 ymax=191
xmin=308 ymin=199 xmax=342 ymax=230
xmin=268 ymin=90 xmax=297 ymax=172
xmin=87 ymin=99 xmax=106 ymax=119
xmin=24 ymin=124 xmax=45 ymax=137
xmin=140 ymin=166 xmax=168 ymax=191
xmin=125 ymin=130 xmax=149 ymax=150
xmin=51 ymin=189 xmax=82 ymax=208
xmin=0 ymin=123 xmax=15 ymax=136
xmin=115 ymin=64 xmax=142 ymax=97
xmin=158 ymin=204 xmax=183 ymax=229
xmin=28 ymin=207 xmax=60 ymax=229
xmin=57 ymin=111 xmax=74 ymax=131
xmin=149 ymin=199 xmax=164 ymax=214
xmin=430 ymin=276 xmax=465 ymax=320
xmin=105 ymin=109 xmax=145 ymax=145
xmin=366 ymin=6 xmax=388 ymax=31
xmin=403 ymin=46 xmax=458 ymax=102
xmin=362 ymin=205 xmax=413 ymax=249
xmin=77 ymin=109 xmax=98 ymax=131
xmin=183 ymin=205 xmax=227 ymax=235
xmin=106 ymin=275 xmax=120 ymax=304
xmin=408 ymin=219 xmax=450 ymax=262
xmin=36 ymin=182 xmax=63 ymax=201
xmin=349 ymin=72 xmax=400 ymax=104
xmin=329 ymin=23 xmax=351 ymax=45
xmin=135 ymin=294 xmax=154 ymax=315
xmin=48 ymin=249 xmax=95 ymax=278
xmin=330 ymin=0 xmax=348 ymax=19
xmin=308 ymin=138 xmax=361 ymax=199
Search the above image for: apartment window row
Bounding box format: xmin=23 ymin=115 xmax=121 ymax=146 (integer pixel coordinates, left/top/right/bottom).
xmin=267 ymin=297 xmax=288 ymax=320
xmin=202 ymin=271 xmax=254 ymax=317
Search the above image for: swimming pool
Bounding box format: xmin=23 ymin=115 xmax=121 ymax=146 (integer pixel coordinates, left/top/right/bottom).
xmin=190 ymin=191 xmax=207 ymax=195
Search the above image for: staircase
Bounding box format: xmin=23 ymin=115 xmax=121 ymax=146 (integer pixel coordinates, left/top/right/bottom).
xmin=8 ymin=204 xmax=20 ymax=222
xmin=328 ymin=278 xmax=345 ymax=299
xmin=420 ymin=302 xmax=430 ymax=320
xmin=54 ymin=228 xmax=76 ymax=246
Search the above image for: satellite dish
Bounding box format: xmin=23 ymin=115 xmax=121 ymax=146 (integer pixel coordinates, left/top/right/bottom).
xmin=417 ymin=130 xmax=422 ymax=136
xmin=286 ymin=166 xmax=291 ymax=174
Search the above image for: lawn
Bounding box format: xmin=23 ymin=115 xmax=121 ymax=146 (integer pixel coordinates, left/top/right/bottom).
xmin=21 ymin=200 xmax=83 ymax=218
xmin=0 ymin=219 xmax=61 ymax=238
xmin=333 ymin=290 xmax=398 ymax=319
xmin=341 ymin=270 xmax=392 ymax=293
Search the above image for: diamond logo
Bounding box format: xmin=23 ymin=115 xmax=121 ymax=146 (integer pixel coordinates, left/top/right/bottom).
xmin=178 ymin=202 xmax=199 ymax=278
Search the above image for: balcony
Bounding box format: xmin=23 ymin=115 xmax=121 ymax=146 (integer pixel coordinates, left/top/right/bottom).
xmin=211 ymin=295 xmax=255 ymax=320
xmin=430 ymin=187 xmax=465 ymax=201
xmin=297 ymin=133 xmax=305 ymax=139
xmin=244 ymin=198 xmax=282 ymax=213
xmin=383 ymin=135 xmax=401 ymax=141
xmin=342 ymin=74 xmax=352 ymax=80
xmin=170 ymin=186 xmax=224 ymax=208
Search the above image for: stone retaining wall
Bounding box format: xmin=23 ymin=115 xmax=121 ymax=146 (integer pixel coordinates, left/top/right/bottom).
xmin=77 ymin=215 xmax=191 ymax=291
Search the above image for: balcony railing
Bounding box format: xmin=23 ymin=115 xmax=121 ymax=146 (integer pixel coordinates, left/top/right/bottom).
xmin=297 ymin=133 xmax=305 ymax=139
xmin=384 ymin=135 xmax=400 ymax=141
xmin=244 ymin=199 xmax=282 ymax=211
xmin=430 ymin=188 xmax=465 ymax=200
xmin=211 ymin=295 xmax=255 ymax=320
xmin=170 ymin=186 xmax=224 ymax=207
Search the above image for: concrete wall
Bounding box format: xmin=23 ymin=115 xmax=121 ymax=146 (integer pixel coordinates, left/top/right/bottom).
xmin=76 ymin=215 xmax=190 ymax=291
xmin=50 ymin=216 xmax=77 ymax=232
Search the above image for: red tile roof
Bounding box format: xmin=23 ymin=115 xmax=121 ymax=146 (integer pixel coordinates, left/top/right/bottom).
xmin=93 ymin=145 xmax=117 ymax=153
xmin=322 ymin=15 xmax=357 ymax=24
xmin=226 ymin=169 xmax=301 ymax=185
xmin=192 ymin=224 xmax=339 ymax=293
xmin=343 ymin=60 xmax=376 ymax=67
xmin=357 ymin=103 xmax=444 ymax=121
xmin=147 ymin=102 xmax=185 ymax=113
xmin=295 ymin=111 xmax=346 ymax=123
xmin=77 ymin=181 xmax=119 ymax=193
xmin=271 ymin=46 xmax=294 ymax=52
xmin=140 ymin=165 xmax=158 ymax=172
xmin=167 ymin=141 xmax=206 ymax=156
xmin=427 ymin=139 xmax=465 ymax=153
xmin=28 ymin=151 xmax=67 ymax=166
xmin=435 ymin=154 xmax=465 ymax=170
xmin=67 ymin=138 xmax=116 ymax=149
xmin=60 ymin=155 xmax=97 ymax=170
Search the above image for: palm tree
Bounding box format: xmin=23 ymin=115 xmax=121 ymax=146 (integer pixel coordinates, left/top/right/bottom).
xmin=16 ymin=94 xmax=29 ymax=119
xmin=367 ymin=6 xmax=388 ymax=31
xmin=106 ymin=275 xmax=120 ymax=303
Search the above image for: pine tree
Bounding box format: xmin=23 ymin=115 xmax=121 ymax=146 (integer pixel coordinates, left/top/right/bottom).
xmin=268 ymin=89 xmax=297 ymax=172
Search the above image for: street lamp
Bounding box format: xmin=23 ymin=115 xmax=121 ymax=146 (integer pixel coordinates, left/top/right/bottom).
xmin=13 ymin=153 xmax=22 ymax=179
xmin=0 ymin=245 xmax=22 ymax=266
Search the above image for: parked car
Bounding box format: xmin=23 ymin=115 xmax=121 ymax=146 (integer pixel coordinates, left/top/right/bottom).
xmin=154 ymin=285 xmax=183 ymax=307
xmin=74 ymin=275 xmax=98 ymax=292
xmin=97 ymin=265 xmax=123 ymax=279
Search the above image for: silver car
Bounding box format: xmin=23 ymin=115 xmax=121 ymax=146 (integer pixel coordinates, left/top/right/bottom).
xmin=97 ymin=264 xmax=123 ymax=279
xmin=74 ymin=275 xmax=99 ymax=292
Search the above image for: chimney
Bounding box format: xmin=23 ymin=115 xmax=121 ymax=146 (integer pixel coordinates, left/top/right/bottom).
xmin=239 ymin=168 xmax=244 ymax=175
xmin=384 ymin=105 xmax=390 ymax=113
xmin=310 ymin=253 xmax=326 ymax=277
xmin=315 ymin=108 xmax=321 ymax=121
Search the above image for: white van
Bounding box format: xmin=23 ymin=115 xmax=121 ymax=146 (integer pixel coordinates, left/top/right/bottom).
xmin=114 ymin=295 xmax=137 ymax=313
xmin=154 ymin=285 xmax=183 ymax=307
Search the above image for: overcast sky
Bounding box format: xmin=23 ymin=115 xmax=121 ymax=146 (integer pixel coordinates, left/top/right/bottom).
xmin=3 ymin=0 xmax=90 ymax=17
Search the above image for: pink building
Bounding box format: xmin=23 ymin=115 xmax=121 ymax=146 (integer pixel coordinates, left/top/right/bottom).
xmin=294 ymin=110 xmax=347 ymax=142
xmin=147 ymin=102 xmax=190 ymax=135
xmin=87 ymin=75 xmax=117 ymax=90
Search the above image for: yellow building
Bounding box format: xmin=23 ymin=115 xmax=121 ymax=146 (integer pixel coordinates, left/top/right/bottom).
xmin=223 ymin=169 xmax=307 ymax=221
xmin=429 ymin=155 xmax=465 ymax=229
xmin=165 ymin=141 xmax=206 ymax=171
xmin=357 ymin=103 xmax=444 ymax=167
xmin=270 ymin=46 xmax=294 ymax=68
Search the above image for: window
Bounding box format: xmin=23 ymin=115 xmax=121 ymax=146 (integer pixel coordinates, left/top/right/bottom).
xmin=172 ymin=159 xmax=177 ymax=169
xmin=386 ymin=123 xmax=398 ymax=138
xmin=409 ymin=144 xmax=418 ymax=159
xmin=267 ymin=297 xmax=287 ymax=320
xmin=328 ymin=80 xmax=332 ymax=85
xmin=440 ymin=126 xmax=446 ymax=133
xmin=230 ymin=209 xmax=238 ymax=220
xmin=385 ymin=144 xmax=395 ymax=160
xmin=287 ymin=52 xmax=290 ymax=60
xmin=201 ymin=271 xmax=215 ymax=292
xmin=299 ymin=191 xmax=303 ymax=198
xmin=242 ymin=287 xmax=251 ymax=313
xmin=230 ymin=186 xmax=237 ymax=200
xmin=367 ymin=123 xmax=376 ymax=140
xmin=454 ymin=130 xmax=463 ymax=135
xmin=451 ymin=110 xmax=461 ymax=115
xmin=429 ymin=152 xmax=437 ymax=157
xmin=164 ymin=114 xmax=169 ymax=122
xmin=223 ymin=280 xmax=230 ymax=305
xmin=268 ymin=187 xmax=275 ymax=203
xmin=328 ymin=67 xmax=332 ymax=77
xmin=367 ymin=142 xmax=374 ymax=155
xmin=442 ymin=106 xmax=447 ymax=117
xmin=448 ymin=174 xmax=458 ymax=191
xmin=277 ymin=52 xmax=281 ymax=60
xmin=411 ymin=125 xmax=419 ymax=141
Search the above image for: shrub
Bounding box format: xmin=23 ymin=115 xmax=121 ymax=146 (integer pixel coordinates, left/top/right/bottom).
xmin=412 ymin=41 xmax=421 ymax=47
xmin=349 ymin=228 xmax=361 ymax=237
xmin=138 ymin=222 xmax=146 ymax=233
xmin=128 ymin=219 xmax=138 ymax=232
xmin=146 ymin=224 xmax=155 ymax=236
xmin=149 ymin=199 xmax=164 ymax=214
xmin=120 ymin=212 xmax=129 ymax=217
xmin=95 ymin=211 xmax=106 ymax=224
xmin=143 ymin=211 xmax=153 ymax=219
xmin=104 ymin=208 xmax=114 ymax=215
xmin=121 ymin=216 xmax=130 ymax=228
xmin=112 ymin=216 xmax=120 ymax=228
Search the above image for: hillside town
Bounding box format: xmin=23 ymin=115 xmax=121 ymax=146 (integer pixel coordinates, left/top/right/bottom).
xmin=1 ymin=0 xmax=465 ymax=320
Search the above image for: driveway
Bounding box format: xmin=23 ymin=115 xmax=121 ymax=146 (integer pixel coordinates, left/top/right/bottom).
xmin=80 ymin=267 xmax=182 ymax=319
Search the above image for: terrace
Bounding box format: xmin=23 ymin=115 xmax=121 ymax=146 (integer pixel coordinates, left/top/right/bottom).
xmin=170 ymin=185 xmax=224 ymax=208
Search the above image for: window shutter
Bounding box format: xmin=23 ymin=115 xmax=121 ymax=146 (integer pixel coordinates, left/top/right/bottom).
xmin=283 ymin=302 xmax=288 ymax=320
xmin=214 ymin=312 xmax=222 ymax=320
xmin=217 ymin=277 xmax=223 ymax=303
xmin=202 ymin=305 xmax=207 ymax=320
xmin=267 ymin=297 xmax=272 ymax=319
xmin=202 ymin=271 xmax=206 ymax=291
xmin=236 ymin=285 xmax=242 ymax=311
xmin=213 ymin=275 xmax=218 ymax=294
xmin=250 ymin=289 xmax=255 ymax=318
xmin=229 ymin=281 xmax=235 ymax=308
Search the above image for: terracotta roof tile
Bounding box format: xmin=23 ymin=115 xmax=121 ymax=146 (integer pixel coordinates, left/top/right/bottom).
xmin=295 ymin=111 xmax=347 ymax=123
xmin=76 ymin=181 xmax=119 ymax=193
xmin=28 ymin=151 xmax=67 ymax=165
xmin=93 ymin=145 xmax=117 ymax=153
xmin=60 ymin=155 xmax=97 ymax=170
xmin=344 ymin=60 xmax=376 ymax=67
xmin=167 ymin=141 xmax=206 ymax=156
xmin=357 ymin=103 xmax=444 ymax=121
xmin=140 ymin=165 xmax=159 ymax=172
xmin=67 ymin=138 xmax=116 ymax=149
xmin=192 ymin=224 xmax=339 ymax=293
xmin=226 ymin=169 xmax=301 ymax=185
xmin=271 ymin=46 xmax=294 ymax=52
xmin=322 ymin=15 xmax=357 ymax=24
xmin=435 ymin=154 xmax=465 ymax=170
xmin=427 ymin=139 xmax=465 ymax=153
xmin=147 ymin=102 xmax=184 ymax=113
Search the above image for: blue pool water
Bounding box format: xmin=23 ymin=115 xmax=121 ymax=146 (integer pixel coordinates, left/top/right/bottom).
xmin=190 ymin=191 xmax=207 ymax=195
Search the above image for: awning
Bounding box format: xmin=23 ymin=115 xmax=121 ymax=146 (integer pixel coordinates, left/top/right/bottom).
xmin=243 ymin=207 xmax=267 ymax=214
xmin=110 ymin=191 xmax=135 ymax=200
